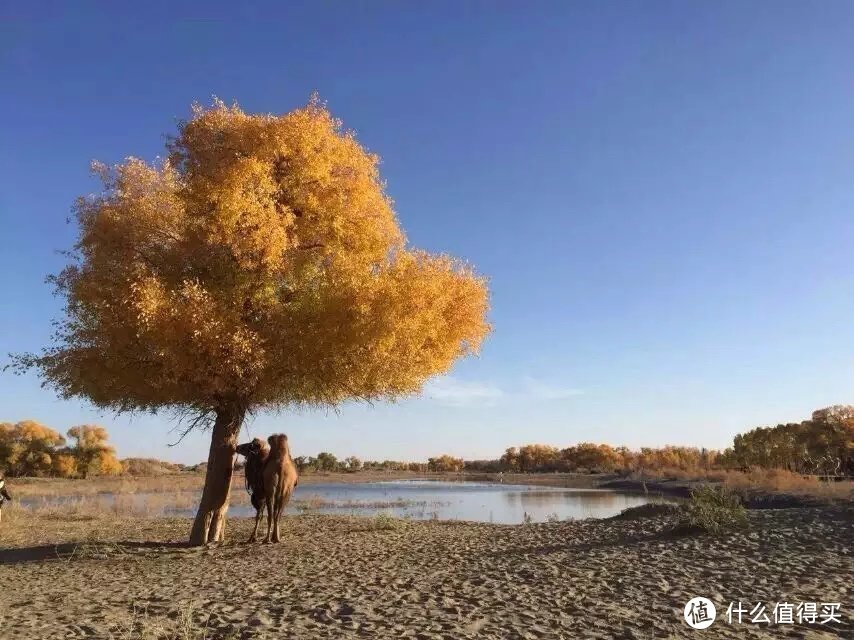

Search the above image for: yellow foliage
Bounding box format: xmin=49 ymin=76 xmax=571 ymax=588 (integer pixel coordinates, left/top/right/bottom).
xmin=51 ymin=453 xmax=77 ymax=478
xmin=17 ymin=98 xmax=490 ymax=419
xmin=0 ymin=420 xmax=66 ymax=476
xmin=67 ymin=424 xmax=118 ymax=478
xmin=96 ymin=452 xmax=123 ymax=476
xmin=428 ymin=454 xmax=465 ymax=472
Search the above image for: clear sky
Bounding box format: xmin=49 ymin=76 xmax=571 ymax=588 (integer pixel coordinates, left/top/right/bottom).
xmin=2 ymin=1 xmax=853 ymax=464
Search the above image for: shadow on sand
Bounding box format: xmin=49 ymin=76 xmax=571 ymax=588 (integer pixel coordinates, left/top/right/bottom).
xmin=0 ymin=540 xmax=193 ymax=565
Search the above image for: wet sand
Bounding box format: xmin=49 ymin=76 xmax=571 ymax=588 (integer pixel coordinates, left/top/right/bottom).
xmin=1 ymin=506 xmax=851 ymax=639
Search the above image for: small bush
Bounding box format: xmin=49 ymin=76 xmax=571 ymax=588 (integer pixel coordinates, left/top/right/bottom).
xmin=371 ymin=512 xmax=402 ymax=531
xmin=683 ymin=485 xmax=748 ymax=534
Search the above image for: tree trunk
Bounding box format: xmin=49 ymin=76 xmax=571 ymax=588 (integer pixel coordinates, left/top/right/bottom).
xmin=189 ymin=406 xmax=244 ymax=545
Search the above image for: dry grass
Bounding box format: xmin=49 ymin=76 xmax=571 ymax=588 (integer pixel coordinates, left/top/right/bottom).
xmin=716 ymin=468 xmax=853 ymax=497
xmin=17 ymin=492 xmax=203 ymax=517
xmin=107 ymin=601 xmax=241 ymax=640
xmin=638 ymin=467 xmax=854 ymax=500
xmin=0 ymin=501 xmax=177 ymax=548
xmin=5 ymin=470 xmax=440 ymax=499
xmin=9 ymin=474 xmax=208 ymax=498
xmin=293 ymin=494 xmax=445 ymax=512
xmin=11 ymin=488 xmax=444 ymax=522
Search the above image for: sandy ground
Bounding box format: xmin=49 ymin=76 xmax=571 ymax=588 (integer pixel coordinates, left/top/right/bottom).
xmin=1 ymin=506 xmax=851 ymax=639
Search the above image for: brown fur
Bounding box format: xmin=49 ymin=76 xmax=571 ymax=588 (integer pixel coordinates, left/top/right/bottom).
xmin=0 ymin=478 xmax=11 ymax=526
xmin=262 ymin=433 xmax=299 ymax=543
xmin=235 ymin=438 xmax=270 ymax=542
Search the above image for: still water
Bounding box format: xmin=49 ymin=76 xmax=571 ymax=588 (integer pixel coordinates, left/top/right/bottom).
xmin=23 ymin=480 xmax=671 ymax=524
xmin=251 ymin=480 xmax=669 ymax=523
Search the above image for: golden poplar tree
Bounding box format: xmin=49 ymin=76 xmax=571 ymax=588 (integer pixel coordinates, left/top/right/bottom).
xmin=66 ymin=425 xmax=120 ymax=478
xmin=0 ymin=420 xmax=66 ymax=476
xmin=15 ymin=99 xmax=490 ymax=544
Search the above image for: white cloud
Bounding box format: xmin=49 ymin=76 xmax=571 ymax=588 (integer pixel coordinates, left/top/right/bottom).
xmin=522 ymin=377 xmax=585 ymax=400
xmin=421 ymin=375 xmax=584 ymax=406
xmin=422 ymin=376 xmax=504 ymax=407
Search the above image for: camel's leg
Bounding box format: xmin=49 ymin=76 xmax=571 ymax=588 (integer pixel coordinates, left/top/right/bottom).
xmin=262 ymin=492 xmax=274 ymax=543
xmin=272 ymin=491 xmax=282 ymax=543
xmin=248 ymin=507 xmax=262 ymax=543
xmin=274 ymin=486 xmax=293 ymax=543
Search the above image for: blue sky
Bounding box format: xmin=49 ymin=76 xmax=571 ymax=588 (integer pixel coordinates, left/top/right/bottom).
xmin=2 ymin=2 xmax=853 ymax=463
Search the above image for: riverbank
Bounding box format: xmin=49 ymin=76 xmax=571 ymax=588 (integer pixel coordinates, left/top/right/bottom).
xmin=1 ymin=505 xmax=851 ymax=639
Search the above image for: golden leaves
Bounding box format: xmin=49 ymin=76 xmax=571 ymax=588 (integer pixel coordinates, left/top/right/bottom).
xmin=23 ymin=98 xmax=490 ymax=414
xmin=0 ymin=421 xmax=67 ymax=477
xmin=0 ymin=422 xmax=121 ymax=478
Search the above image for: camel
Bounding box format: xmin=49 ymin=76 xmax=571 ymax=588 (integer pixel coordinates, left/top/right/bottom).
xmin=235 ymin=437 xmax=270 ymax=542
xmin=0 ymin=478 xmax=11 ymax=525
xmin=262 ymin=433 xmax=299 ymax=543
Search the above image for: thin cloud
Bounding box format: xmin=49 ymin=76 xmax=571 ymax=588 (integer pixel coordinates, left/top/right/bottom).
xmin=423 ymin=376 xmax=504 ymax=407
xmin=422 ymin=375 xmax=584 ymax=406
xmin=522 ymin=377 xmax=585 ymax=400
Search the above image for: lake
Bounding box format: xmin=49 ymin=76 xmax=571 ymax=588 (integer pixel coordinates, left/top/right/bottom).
xmin=21 ymin=479 xmax=673 ymax=524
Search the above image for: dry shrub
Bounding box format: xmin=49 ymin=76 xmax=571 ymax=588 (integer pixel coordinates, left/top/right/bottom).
xmin=371 ymin=512 xmax=403 ymax=531
xmin=107 ymin=601 xmax=241 ymax=640
xmin=121 ymin=458 xmax=188 ymax=477
xmin=683 ymin=485 xmax=748 ymax=535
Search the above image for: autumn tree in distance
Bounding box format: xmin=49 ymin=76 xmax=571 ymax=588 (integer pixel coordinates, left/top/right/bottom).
xmin=13 ymin=98 xmax=490 ymax=545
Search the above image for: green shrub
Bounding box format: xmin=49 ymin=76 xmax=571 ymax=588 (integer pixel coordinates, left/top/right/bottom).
xmin=683 ymin=485 xmax=748 ymax=534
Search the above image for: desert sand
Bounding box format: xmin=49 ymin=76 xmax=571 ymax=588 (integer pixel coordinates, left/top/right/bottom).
xmin=1 ymin=503 xmax=851 ymax=639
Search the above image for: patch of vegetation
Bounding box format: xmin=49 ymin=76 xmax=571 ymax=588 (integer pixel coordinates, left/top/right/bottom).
xmin=682 ymin=485 xmax=748 ymax=534
xmin=371 ymin=512 xmax=403 ymax=531
xmin=107 ymin=601 xmax=237 ymax=640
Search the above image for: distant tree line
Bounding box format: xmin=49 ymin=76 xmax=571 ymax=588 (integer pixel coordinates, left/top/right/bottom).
xmin=0 ymin=420 xmax=122 ymax=478
xmin=494 ymin=443 xmax=718 ymax=474
xmin=291 ymin=452 xmax=469 ymax=473
xmin=292 ymin=452 xmax=433 ymax=473
xmin=490 ymin=405 xmax=852 ymax=476
xmin=4 ymin=405 xmax=850 ymax=479
xmin=718 ymin=405 xmax=853 ymax=476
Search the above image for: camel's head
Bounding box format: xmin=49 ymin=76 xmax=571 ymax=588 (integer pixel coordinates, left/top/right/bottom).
xmin=236 ymin=438 xmax=268 ymax=459
xmin=267 ymin=433 xmax=290 ymax=457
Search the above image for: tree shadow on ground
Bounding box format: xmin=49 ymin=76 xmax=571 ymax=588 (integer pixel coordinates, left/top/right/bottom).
xmin=0 ymin=540 xmax=194 ymax=564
